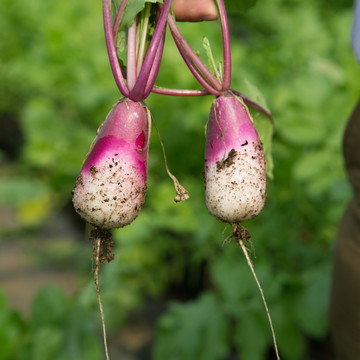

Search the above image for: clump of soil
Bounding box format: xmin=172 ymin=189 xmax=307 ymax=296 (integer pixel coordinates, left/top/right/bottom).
xmin=90 ymin=228 xmax=114 ymax=263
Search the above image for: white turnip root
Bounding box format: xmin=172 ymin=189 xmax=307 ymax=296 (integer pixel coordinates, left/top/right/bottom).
xmin=204 ymin=92 xmax=280 ymax=359
xmin=72 ymin=98 xmax=150 ymax=229
xmin=204 ymin=91 xmax=266 ymax=224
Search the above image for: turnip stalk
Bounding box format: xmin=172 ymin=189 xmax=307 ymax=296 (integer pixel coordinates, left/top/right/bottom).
xmin=112 ymin=0 xmax=128 ymax=38
xmin=215 ymin=0 xmax=231 ymax=90
xmin=152 ymin=86 xmax=210 ymax=96
xmin=143 ymin=32 xmax=166 ymax=99
xmin=136 ymin=4 xmax=151 ymax=74
xmin=167 ymin=15 xmax=222 ymax=94
xmin=103 ymin=0 xmax=128 ymax=95
xmin=127 ymin=20 xmax=138 ymax=90
xmin=129 ymin=0 xmax=171 ymax=101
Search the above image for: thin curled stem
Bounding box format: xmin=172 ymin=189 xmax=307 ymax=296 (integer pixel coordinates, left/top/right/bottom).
xmin=151 ymin=115 xmax=190 ymax=203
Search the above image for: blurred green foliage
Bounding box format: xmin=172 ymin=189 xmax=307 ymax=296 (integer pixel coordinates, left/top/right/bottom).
xmin=0 ymin=286 xmax=101 ymax=360
xmin=1 ymin=0 xmax=360 ymax=359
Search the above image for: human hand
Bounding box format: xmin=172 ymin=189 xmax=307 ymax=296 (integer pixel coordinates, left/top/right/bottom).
xmin=173 ymin=0 xmax=218 ymax=22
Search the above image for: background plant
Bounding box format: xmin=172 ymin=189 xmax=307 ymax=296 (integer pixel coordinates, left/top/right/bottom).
xmin=0 ymin=0 xmax=359 ymax=359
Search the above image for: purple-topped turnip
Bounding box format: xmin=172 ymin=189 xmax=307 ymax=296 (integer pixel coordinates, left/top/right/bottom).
xmin=158 ymin=2 xmax=279 ymax=358
xmin=204 ymin=92 xmax=266 ymax=223
xmin=72 ymin=0 xmax=172 ymax=231
xmin=72 ymin=98 xmax=150 ymax=229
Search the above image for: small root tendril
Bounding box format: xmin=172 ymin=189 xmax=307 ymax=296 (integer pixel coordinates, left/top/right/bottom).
xmin=232 ymin=223 xmax=280 ymax=360
xmin=90 ymin=227 xmax=113 ymax=360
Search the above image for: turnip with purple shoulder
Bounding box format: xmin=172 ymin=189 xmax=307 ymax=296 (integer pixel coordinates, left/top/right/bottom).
xmin=158 ymin=1 xmax=280 ymax=358
xmin=204 ymin=91 xmax=266 ymax=224
xmin=72 ymin=0 xmax=172 ymax=233
xmin=71 ymin=2 xmax=172 ymax=359
xmin=72 ymin=98 xmax=150 ymax=230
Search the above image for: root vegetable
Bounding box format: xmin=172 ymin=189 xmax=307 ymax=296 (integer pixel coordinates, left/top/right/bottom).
xmin=204 ymin=91 xmax=267 ymax=223
xmin=72 ymin=98 xmax=150 ymax=229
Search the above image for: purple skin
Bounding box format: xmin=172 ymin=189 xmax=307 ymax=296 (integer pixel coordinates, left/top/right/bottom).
xmin=204 ymin=92 xmax=267 ymax=223
xmin=72 ymin=98 xmax=150 ymax=229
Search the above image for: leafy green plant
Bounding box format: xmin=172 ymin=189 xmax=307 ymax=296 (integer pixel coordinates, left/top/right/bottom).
xmin=1 ymin=0 xmax=359 ymax=359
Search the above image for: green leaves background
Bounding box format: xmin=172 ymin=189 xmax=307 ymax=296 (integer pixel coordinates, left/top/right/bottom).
xmin=0 ymin=0 xmax=359 ymax=359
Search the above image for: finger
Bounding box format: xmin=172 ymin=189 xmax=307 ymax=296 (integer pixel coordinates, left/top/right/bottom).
xmin=173 ymin=0 xmax=218 ymax=22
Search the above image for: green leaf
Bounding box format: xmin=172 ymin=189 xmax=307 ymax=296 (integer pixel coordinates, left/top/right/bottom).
xmin=58 ymin=304 xmax=101 ymax=360
xmin=234 ymin=310 xmax=269 ymax=360
xmin=0 ymin=299 xmax=26 ymax=360
xmin=202 ymin=36 xmax=221 ymax=81
xmin=30 ymin=327 xmax=63 ymax=360
xmin=244 ymin=79 xmax=271 ymax=114
xmin=119 ymin=0 xmax=163 ymax=32
xmin=30 ymin=286 xmax=68 ymax=330
xmin=293 ymin=265 xmax=331 ymax=338
xmin=271 ymin=303 xmax=306 ymax=360
xmin=153 ymin=293 xmax=229 ymax=360
xmin=0 ymin=178 xmax=50 ymax=206
xmin=211 ymin=250 xmax=258 ymax=314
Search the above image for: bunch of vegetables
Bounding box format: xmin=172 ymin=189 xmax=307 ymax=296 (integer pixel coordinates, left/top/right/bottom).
xmin=72 ymin=0 xmax=278 ymax=358
xmin=72 ymin=0 xmax=272 ymax=233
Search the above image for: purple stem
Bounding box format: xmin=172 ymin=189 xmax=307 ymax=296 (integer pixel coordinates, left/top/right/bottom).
xmin=231 ymin=89 xmax=274 ymax=123
xmin=136 ymin=4 xmax=151 ymax=74
xmin=112 ymin=0 xmax=128 ymax=37
xmin=216 ymin=0 xmax=231 ymax=91
xmin=103 ymin=0 xmax=129 ymax=96
xmin=142 ymin=32 xmax=166 ymax=99
xmin=129 ymin=0 xmax=171 ymax=101
xmin=171 ymin=32 xmax=220 ymax=96
xmin=152 ymin=86 xmax=210 ymax=96
xmin=127 ymin=20 xmax=138 ymax=90
xmin=167 ymin=15 xmax=223 ymax=92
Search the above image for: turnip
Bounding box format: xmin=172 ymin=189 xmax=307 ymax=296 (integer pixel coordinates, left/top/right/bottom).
xmin=72 ymin=0 xmax=172 ymax=232
xmin=72 ymin=2 xmax=172 ymax=359
xmin=72 ymin=98 xmax=150 ymax=229
xmin=204 ymin=91 xmax=266 ymax=223
xmin=161 ymin=1 xmax=280 ymax=358
xmin=71 ymin=0 xmax=279 ymax=358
